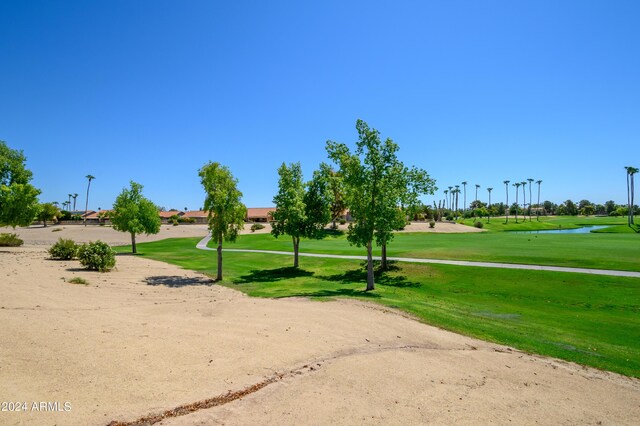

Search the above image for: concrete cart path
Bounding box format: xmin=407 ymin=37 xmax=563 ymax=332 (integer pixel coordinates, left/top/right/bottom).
xmin=196 ymin=235 xmax=640 ymax=278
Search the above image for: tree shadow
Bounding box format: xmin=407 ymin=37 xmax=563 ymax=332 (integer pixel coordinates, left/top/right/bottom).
xmin=318 ymin=261 xmax=421 ymax=289
xmin=280 ymin=288 xmax=382 ymax=299
xmin=234 ymin=267 xmax=314 ymax=284
xmin=145 ymin=275 xmax=215 ymax=287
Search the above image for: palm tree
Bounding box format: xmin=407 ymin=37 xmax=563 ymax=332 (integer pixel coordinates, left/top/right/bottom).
xmin=520 ymin=181 xmax=527 ymax=219
xmin=626 ymin=167 xmax=639 ymax=226
xmin=448 ymin=186 xmax=453 ymax=211
xmin=487 ymin=187 xmax=493 ymax=223
xmin=513 ymin=182 xmax=521 ymax=223
xmin=536 ymin=180 xmax=542 ymax=221
xmin=527 ymin=178 xmax=534 ymax=221
xmin=72 ymin=193 xmax=78 ymax=210
xmin=444 ymin=189 xmax=449 ymax=210
xmin=461 ymin=181 xmax=468 ymax=212
xmin=474 ymin=184 xmax=480 ymax=219
xmin=68 ymin=194 xmax=73 ymax=212
xmin=503 ymin=180 xmax=510 ymax=223
xmin=454 ymin=185 xmax=460 ymax=218
xmin=84 ymin=175 xmax=95 ymax=226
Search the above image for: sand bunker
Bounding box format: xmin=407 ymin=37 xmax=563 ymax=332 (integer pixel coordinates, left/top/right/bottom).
xmin=1 ymin=247 xmax=638 ymax=425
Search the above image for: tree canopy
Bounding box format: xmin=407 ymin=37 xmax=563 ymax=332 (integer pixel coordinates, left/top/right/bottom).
xmin=0 ymin=141 xmax=41 ymax=228
xmin=326 ymin=119 xmax=435 ymax=290
xmin=199 ymin=162 xmax=246 ymax=280
xmin=271 ymin=162 xmax=331 ymax=267
xmin=111 ymin=181 xmax=161 ymax=253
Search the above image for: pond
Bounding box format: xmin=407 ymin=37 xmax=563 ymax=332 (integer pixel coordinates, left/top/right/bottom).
xmin=510 ymin=225 xmax=610 ymax=234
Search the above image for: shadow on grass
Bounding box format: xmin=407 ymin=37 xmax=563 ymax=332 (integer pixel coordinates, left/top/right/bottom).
xmin=145 ymin=275 xmax=214 ymax=287
xmin=279 ymin=288 xmax=382 ymax=299
xmin=318 ymin=261 xmax=421 ymax=289
xmin=234 ymin=266 xmax=315 ymax=284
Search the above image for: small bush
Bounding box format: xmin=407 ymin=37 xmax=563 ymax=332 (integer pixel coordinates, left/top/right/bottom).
xmin=49 ymin=238 xmax=78 ymax=260
xmin=77 ymin=241 xmax=116 ymax=272
xmin=51 ymin=228 xmax=63 ymax=232
xmin=429 ymin=220 xmax=436 ymax=228
xmin=474 ymin=221 xmax=484 ymax=229
xmin=339 ymin=218 xmax=346 ymax=225
xmin=178 ymin=217 xmax=196 ymax=224
xmin=0 ymin=233 xmax=23 ymax=247
xmin=67 ymin=277 xmax=88 ymax=285
xmin=250 ymin=223 xmax=265 ymax=232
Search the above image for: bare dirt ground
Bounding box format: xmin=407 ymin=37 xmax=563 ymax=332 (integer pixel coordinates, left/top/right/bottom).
xmin=1 ymin=246 xmax=638 ymax=425
xmin=1 ymin=220 xmax=481 ymax=247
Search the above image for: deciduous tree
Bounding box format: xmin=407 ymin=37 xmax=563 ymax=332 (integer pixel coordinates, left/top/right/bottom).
xmin=0 ymin=141 xmax=41 ymax=227
xmin=111 ymin=181 xmax=161 ymax=254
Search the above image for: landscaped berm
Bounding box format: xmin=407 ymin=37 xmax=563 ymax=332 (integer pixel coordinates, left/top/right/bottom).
xmin=1 ymin=223 xmax=639 ymax=425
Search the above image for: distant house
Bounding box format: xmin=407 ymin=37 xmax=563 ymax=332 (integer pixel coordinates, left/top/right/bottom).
xmin=85 ymin=210 xmax=112 ymax=224
xmin=246 ymin=207 xmax=274 ymax=223
xmin=181 ymin=210 xmax=209 ymax=224
xmin=159 ymin=210 xmax=184 ymax=223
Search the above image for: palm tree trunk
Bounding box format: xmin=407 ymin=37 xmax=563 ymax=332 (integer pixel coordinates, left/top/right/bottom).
xmin=131 ymin=232 xmax=137 ymax=254
xmin=537 ymin=184 xmax=541 ymax=221
xmin=84 ymin=181 xmax=92 ymax=227
xmin=216 ymin=235 xmax=223 ymax=281
xmin=627 ymin=173 xmax=631 ymax=226
xmin=366 ymin=240 xmax=375 ymax=291
xmin=505 ymin=185 xmax=509 ymax=224
xmin=631 ymin=174 xmax=636 ymax=225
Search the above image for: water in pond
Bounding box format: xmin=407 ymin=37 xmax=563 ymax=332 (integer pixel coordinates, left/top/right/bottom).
xmin=511 ymin=225 xmax=609 ymax=234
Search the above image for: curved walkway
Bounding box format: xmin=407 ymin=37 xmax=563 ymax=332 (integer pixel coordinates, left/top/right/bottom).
xmin=196 ymin=235 xmax=640 ymax=278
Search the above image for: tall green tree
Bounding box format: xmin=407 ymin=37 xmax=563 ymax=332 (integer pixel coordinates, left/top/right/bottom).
xmin=0 ymin=141 xmax=41 ymax=228
xmin=271 ymin=162 xmax=332 ymax=268
xmin=37 ymin=202 xmax=60 ymax=227
xmin=84 ymin=174 xmax=95 ymax=226
xmin=199 ymin=162 xmax=246 ymax=280
xmin=327 ymin=120 xmax=435 ymax=289
xmin=318 ymin=164 xmax=346 ymax=229
xmin=72 ymin=193 xmax=78 ymax=210
xmin=111 ymin=181 xmax=161 ymax=254
xmin=503 ymin=180 xmax=510 ymax=223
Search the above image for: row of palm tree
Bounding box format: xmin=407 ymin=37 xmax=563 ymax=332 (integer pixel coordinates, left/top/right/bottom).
xmin=502 ymin=179 xmax=542 ymax=223
xmin=442 ymin=179 xmax=542 ymax=224
xmin=52 ymin=175 xmax=96 ymax=224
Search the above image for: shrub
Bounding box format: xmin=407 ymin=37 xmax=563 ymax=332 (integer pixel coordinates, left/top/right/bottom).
xmin=49 ymin=238 xmax=78 ymax=260
xmin=67 ymin=277 xmax=88 ymax=285
xmin=77 ymin=241 xmax=116 ymax=272
xmin=51 ymin=228 xmax=62 ymax=232
xmin=339 ymin=218 xmax=346 ymax=225
xmin=0 ymin=233 xmax=23 ymax=247
xmin=250 ymin=223 xmax=265 ymax=232
xmin=429 ymin=220 xmax=436 ymax=228
xmin=178 ymin=217 xmax=196 ymax=224
xmin=474 ymin=221 xmax=484 ymax=229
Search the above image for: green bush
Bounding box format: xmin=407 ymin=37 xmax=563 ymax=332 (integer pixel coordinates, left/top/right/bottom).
xmin=67 ymin=277 xmax=88 ymax=285
xmin=49 ymin=238 xmax=78 ymax=260
xmin=474 ymin=221 xmax=484 ymax=229
xmin=429 ymin=220 xmax=436 ymax=228
xmin=177 ymin=217 xmax=196 ymax=224
xmin=77 ymin=241 xmax=116 ymax=272
xmin=250 ymin=223 xmax=265 ymax=232
xmin=0 ymin=233 xmax=24 ymax=247
xmin=339 ymin=218 xmax=346 ymax=225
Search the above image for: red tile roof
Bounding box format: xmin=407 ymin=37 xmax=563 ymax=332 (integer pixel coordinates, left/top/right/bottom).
xmin=182 ymin=210 xmax=209 ymax=218
xmin=246 ymin=207 xmax=275 ymax=218
xmin=159 ymin=210 xmax=184 ymax=218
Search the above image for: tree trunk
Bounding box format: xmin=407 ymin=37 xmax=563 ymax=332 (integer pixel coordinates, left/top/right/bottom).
xmin=366 ymin=240 xmax=375 ymax=291
xmin=631 ymin=174 xmax=635 ymax=225
xmin=381 ymin=243 xmax=387 ymax=271
xmin=43 ymin=220 xmax=47 ymax=227
xmin=627 ymin=174 xmax=631 ymax=226
xmin=131 ymin=232 xmax=137 ymax=254
xmin=293 ymin=236 xmax=299 ymax=268
xmin=216 ymin=235 xmax=223 ymax=281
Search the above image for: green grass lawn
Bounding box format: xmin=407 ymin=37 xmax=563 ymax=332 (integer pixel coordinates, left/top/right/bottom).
xmin=116 ymin=237 xmax=640 ymax=378
xmin=223 ymin=228 xmax=640 ymax=272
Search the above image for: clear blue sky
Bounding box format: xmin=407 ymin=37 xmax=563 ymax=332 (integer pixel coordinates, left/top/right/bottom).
xmin=1 ymin=1 xmax=638 ymax=211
